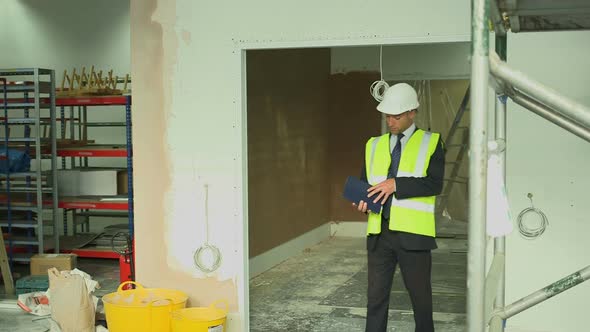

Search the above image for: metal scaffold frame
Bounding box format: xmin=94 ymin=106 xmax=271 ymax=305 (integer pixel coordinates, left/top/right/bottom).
xmin=469 ymin=1 xmax=590 ymax=331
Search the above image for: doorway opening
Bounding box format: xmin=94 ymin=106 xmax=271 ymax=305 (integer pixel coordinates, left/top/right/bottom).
xmin=245 ymin=42 xmax=470 ymax=331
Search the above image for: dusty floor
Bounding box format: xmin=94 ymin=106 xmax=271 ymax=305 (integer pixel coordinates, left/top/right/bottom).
xmin=249 ymin=235 xmax=467 ymax=332
xmin=0 ymin=221 xmax=467 ymax=331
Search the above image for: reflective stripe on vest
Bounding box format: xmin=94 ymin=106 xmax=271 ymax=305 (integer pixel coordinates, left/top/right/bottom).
xmin=391 ymin=196 xmax=435 ymax=213
xmin=364 ymin=129 xmax=440 ymax=237
xmin=396 ymin=132 xmax=432 ymax=178
xmin=368 ymin=136 xmax=381 ymax=184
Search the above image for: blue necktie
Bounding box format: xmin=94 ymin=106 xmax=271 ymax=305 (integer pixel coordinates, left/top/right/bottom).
xmin=382 ymin=133 xmax=404 ymax=220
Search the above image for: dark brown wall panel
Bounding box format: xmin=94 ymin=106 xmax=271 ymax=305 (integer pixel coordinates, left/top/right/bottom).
xmin=247 ymin=49 xmax=332 ymax=257
xmin=326 ymin=72 xmax=381 ymax=222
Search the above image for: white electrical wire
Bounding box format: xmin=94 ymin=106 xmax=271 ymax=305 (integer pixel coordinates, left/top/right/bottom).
xmin=427 ymin=80 xmax=433 ymax=131
xmin=517 ymin=193 xmax=549 ymax=239
xmin=194 ymin=183 xmax=222 ymax=273
xmin=370 ymin=45 xmax=389 ymax=102
xmin=194 ymin=244 xmax=221 ymax=274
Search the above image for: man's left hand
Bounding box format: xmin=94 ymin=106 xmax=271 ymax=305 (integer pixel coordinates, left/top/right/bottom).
xmin=367 ymin=178 xmax=396 ymax=205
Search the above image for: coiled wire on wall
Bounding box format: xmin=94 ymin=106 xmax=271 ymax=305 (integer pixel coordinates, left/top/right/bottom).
xmin=194 ymin=184 xmax=222 ymax=273
xmin=517 ymin=193 xmax=549 ymax=239
xmin=370 ymin=45 xmax=389 ymax=102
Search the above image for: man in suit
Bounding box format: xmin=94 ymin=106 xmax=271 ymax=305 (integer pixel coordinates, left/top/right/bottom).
xmin=353 ymin=83 xmax=445 ymax=332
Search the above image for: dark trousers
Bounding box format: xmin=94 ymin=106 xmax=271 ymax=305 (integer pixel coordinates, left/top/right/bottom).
xmin=365 ymin=222 xmax=434 ymax=332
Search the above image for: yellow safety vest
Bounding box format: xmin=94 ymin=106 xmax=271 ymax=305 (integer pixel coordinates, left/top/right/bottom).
xmin=364 ymin=129 xmax=440 ymax=237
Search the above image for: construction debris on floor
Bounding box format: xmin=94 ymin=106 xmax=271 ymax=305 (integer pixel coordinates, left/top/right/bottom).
xmin=250 ymin=235 xmax=467 ymax=332
xmin=1 ymin=221 xmax=467 ymax=332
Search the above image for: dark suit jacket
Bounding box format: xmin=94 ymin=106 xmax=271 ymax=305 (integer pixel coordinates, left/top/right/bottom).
xmin=361 ymin=129 xmax=445 ymax=251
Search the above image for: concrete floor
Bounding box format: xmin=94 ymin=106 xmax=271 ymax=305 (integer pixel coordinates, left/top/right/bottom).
xmin=249 ymin=235 xmax=467 ymax=331
xmin=0 ymin=222 xmax=467 ymax=332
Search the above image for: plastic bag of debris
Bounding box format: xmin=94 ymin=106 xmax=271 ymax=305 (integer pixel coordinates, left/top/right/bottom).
xmin=17 ymin=291 xmax=51 ymax=316
xmin=48 ymin=267 xmax=96 ymax=332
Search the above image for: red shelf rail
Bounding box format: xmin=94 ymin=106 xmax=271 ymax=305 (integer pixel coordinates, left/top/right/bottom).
xmin=0 ymin=95 xmax=131 ymax=107
xmin=56 ymin=96 xmax=130 ymax=106
xmin=57 ymin=147 xmax=127 ymax=157
xmin=59 ymin=200 xmax=128 ymax=211
xmin=62 ymin=248 xmax=120 ymax=259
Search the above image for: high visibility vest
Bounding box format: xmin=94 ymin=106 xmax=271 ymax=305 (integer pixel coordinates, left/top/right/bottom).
xmin=364 ymin=129 xmax=440 ymax=237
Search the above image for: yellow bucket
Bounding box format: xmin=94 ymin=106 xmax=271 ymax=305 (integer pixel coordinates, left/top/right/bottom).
xmin=103 ymin=281 xmax=188 ymax=332
xmin=171 ymin=300 xmax=229 ymax=332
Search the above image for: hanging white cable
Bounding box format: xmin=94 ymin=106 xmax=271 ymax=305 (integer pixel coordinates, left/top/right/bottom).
xmin=427 ymin=80 xmax=433 ymax=131
xmin=517 ymin=193 xmax=549 ymax=239
xmin=415 ymin=80 xmax=426 ymax=127
xmin=370 ymin=45 xmax=389 ymax=102
xmin=194 ymin=184 xmax=222 ymax=273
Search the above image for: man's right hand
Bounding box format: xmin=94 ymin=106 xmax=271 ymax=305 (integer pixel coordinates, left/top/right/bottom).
xmin=352 ymin=200 xmax=370 ymax=214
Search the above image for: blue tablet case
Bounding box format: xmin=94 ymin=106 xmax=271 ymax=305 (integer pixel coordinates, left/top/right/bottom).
xmin=342 ymin=176 xmax=382 ymax=213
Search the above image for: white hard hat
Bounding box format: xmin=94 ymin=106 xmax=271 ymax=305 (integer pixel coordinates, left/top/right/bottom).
xmin=376 ymin=83 xmax=420 ymax=115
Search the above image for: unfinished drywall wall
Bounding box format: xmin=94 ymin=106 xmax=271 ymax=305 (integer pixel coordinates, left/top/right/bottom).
xmin=505 ymin=31 xmax=590 ymax=332
xmin=130 ymin=0 xmax=238 ymax=311
xmin=247 ymin=48 xmax=331 ymax=257
xmin=131 ymin=0 xmax=470 ymax=329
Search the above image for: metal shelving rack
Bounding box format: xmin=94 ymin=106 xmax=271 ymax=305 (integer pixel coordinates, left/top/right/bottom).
xmin=0 ymin=68 xmax=59 ymax=264
xmin=56 ymin=96 xmax=134 ymax=260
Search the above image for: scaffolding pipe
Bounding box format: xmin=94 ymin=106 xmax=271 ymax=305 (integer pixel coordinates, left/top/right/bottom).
xmin=468 ymin=0 xmax=489 ymax=330
xmin=485 ymin=253 xmax=505 ymax=322
xmin=489 ymin=315 xmax=503 ymax=332
xmin=492 ymin=265 xmax=590 ymax=321
xmin=493 ymin=35 xmax=507 ymax=332
xmin=511 ymin=92 xmax=590 ymax=143
xmin=490 ymin=52 xmax=590 ymax=129
xmin=490 ymin=0 xmax=507 ymax=36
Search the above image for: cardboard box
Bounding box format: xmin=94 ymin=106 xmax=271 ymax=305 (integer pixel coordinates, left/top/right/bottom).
xmin=30 ymin=254 xmax=77 ymax=275
xmin=55 ymin=168 xmax=127 ymax=196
